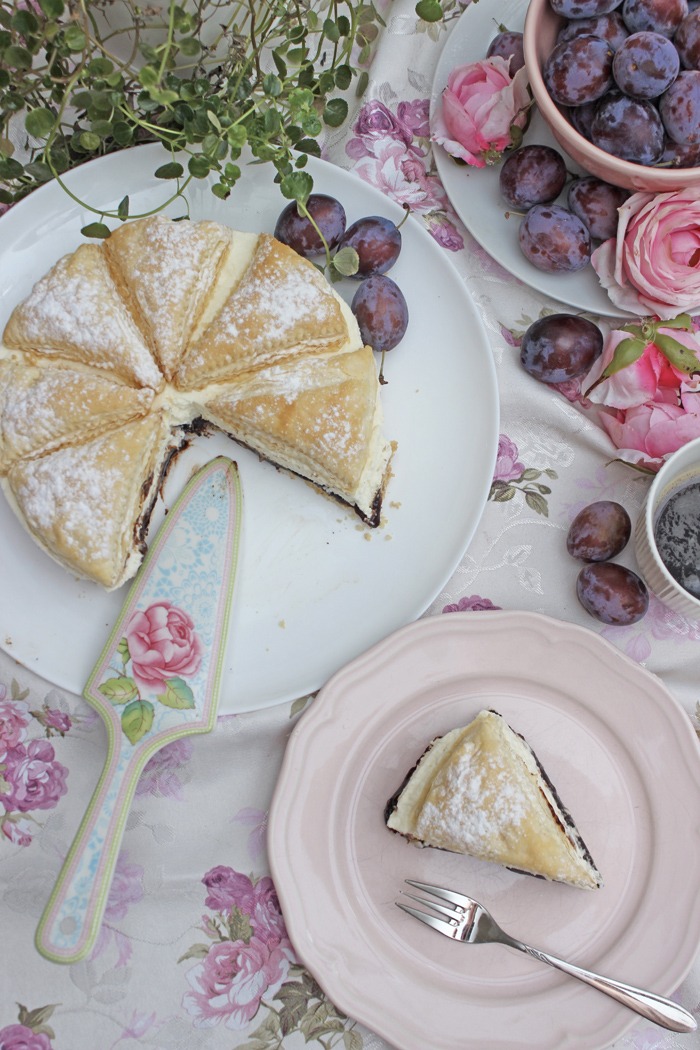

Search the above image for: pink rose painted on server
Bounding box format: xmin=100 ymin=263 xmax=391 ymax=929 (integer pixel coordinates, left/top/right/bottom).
xmin=125 ymin=601 xmax=203 ymax=689
xmin=183 ymin=936 xmax=292 ymax=1030
xmin=432 ymin=58 xmax=530 ymax=168
xmin=1 ymin=740 xmax=68 ymax=812
xmin=0 ymin=1025 xmax=52 ymax=1050
xmin=592 ymin=190 xmax=700 ymax=318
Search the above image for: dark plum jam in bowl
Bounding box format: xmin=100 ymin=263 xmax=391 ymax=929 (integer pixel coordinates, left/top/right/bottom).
xmin=635 ymin=437 xmax=700 ymax=621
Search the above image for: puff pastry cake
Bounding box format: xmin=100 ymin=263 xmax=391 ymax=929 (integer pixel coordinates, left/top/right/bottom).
xmin=0 ymin=215 xmax=393 ymax=590
xmin=385 ymin=709 xmax=602 ymax=890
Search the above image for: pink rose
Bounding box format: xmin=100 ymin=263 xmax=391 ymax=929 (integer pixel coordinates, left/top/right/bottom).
xmin=0 ymin=1025 xmax=52 ymax=1050
xmin=345 ymin=100 xmax=417 ymax=160
xmin=250 ymin=876 xmax=292 ymax=947
xmin=2 ymin=740 xmax=68 ymax=812
xmin=431 ymin=57 xmax=530 ymax=168
xmin=493 ymin=434 xmax=524 ymax=482
xmin=183 ymin=937 xmax=292 ymax=1030
xmin=599 ymin=393 xmax=700 ymax=469
xmin=353 ymin=137 xmax=447 ymax=212
xmin=585 ymin=325 xmax=700 ymax=409
xmin=1 ymin=815 xmax=33 ymax=846
xmin=125 ymin=601 xmax=203 ymax=689
xmin=591 ymin=189 xmax=700 ymax=318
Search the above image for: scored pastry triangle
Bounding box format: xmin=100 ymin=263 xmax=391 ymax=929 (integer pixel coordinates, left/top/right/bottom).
xmin=0 ymin=357 xmax=154 ymax=475
xmin=386 ymin=709 xmax=602 ymax=890
xmin=5 ymin=412 xmax=177 ymax=589
xmin=104 ymin=215 xmax=233 ymax=381
xmin=2 ymin=243 xmax=162 ymax=390
xmin=175 ymin=233 xmax=359 ymax=390
xmin=199 ymin=347 xmax=392 ymax=524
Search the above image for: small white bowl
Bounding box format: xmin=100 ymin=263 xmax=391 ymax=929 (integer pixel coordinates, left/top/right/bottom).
xmin=635 ymin=437 xmax=700 ymax=621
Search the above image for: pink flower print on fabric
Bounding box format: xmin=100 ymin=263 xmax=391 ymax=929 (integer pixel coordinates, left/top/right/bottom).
xmin=353 ymin=138 xmax=447 ymax=212
xmin=345 ymin=99 xmax=420 ymax=160
xmin=183 ymin=937 xmax=293 ymax=1030
xmin=1 ymin=740 xmax=68 ymax=813
xmin=136 ymin=737 xmax=194 ymax=799
xmin=0 ymin=1024 xmax=52 ymax=1050
xmin=493 ymin=434 xmax=524 ymax=482
xmin=1 ymin=815 xmax=33 ymax=846
xmin=443 ymin=595 xmax=502 ymax=613
xmin=397 ymin=98 xmax=431 ymax=138
xmin=125 ymin=601 xmax=203 ymax=689
xmin=90 ymin=850 xmax=144 ymax=967
xmin=232 ymin=806 xmax=268 ymax=863
xmin=202 ymin=865 xmax=257 ymax=913
xmin=0 ymin=690 xmax=30 ymax=762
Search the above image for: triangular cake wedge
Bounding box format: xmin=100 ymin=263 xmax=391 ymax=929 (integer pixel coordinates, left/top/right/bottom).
xmin=104 ymin=215 xmax=232 ymax=380
xmin=0 ymin=357 xmax=154 ymax=475
xmin=4 ymin=412 xmax=178 ymax=589
xmin=2 ymin=243 xmax=162 ymax=390
xmin=386 ymin=709 xmax=602 ymax=890
xmin=175 ymin=233 xmax=360 ymax=391
xmin=199 ymin=346 xmax=393 ymax=525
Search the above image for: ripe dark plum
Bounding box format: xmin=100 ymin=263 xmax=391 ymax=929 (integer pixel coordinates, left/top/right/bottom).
xmin=336 ymin=216 xmax=402 ymax=278
xmin=621 ymin=0 xmax=689 ymax=37
xmin=543 ymin=35 xmax=615 ymax=106
xmin=567 ymin=177 xmax=629 ymax=240
xmin=520 ymin=313 xmax=604 ymax=383
xmin=557 ymin=10 xmax=630 ymax=49
xmin=591 ymin=91 xmax=665 ymax=162
xmin=576 ymin=562 xmax=649 ymax=625
xmin=569 ymin=100 xmax=598 ymax=139
xmin=487 ymin=29 xmax=525 ymax=72
xmin=659 ymin=70 xmax=700 ymax=142
xmin=567 ymin=501 xmax=632 ymax=561
xmin=274 ymin=194 xmax=346 ymax=257
xmin=499 ymin=145 xmax=568 ymax=209
xmin=675 ymin=9 xmax=700 ymax=68
xmin=351 ymin=275 xmax=408 ymax=353
xmin=519 ymin=205 xmax=592 ymax=273
xmin=551 ymin=0 xmax=622 ymax=16
xmin=612 ymin=31 xmax=680 ymax=98
xmin=659 ymin=135 xmax=700 ymax=163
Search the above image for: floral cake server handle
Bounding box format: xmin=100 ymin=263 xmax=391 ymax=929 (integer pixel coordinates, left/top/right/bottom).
xmin=35 ymin=456 xmax=243 ymax=964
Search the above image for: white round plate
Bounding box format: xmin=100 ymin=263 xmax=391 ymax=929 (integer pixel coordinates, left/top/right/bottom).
xmin=0 ymin=144 xmax=499 ymax=712
xmin=431 ymin=0 xmax=634 ymax=319
xmin=269 ymin=611 xmax=700 ymax=1050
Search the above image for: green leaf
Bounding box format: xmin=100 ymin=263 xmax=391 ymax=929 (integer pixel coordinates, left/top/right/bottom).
xmin=117 ymin=195 xmax=130 ymax=219
xmin=263 ymin=73 xmax=283 ymax=98
xmin=98 ymin=676 xmax=138 ymax=704
xmin=600 ymin=335 xmax=647 ymax=378
xmin=63 ymin=24 xmax=86 ymax=51
xmin=12 ymin=10 xmax=39 ymax=35
xmin=323 ymin=18 xmax=340 ymax=41
xmin=525 ymin=491 xmax=549 ymax=516
xmin=332 ymin=245 xmax=359 ymax=277
xmin=279 ymin=170 xmax=313 ymax=205
xmin=415 ymin=0 xmax=444 ymax=21
xmin=177 ymin=942 xmax=211 ymax=963
xmin=323 ymin=98 xmax=348 ymax=128
xmin=39 ymin=0 xmax=64 ymax=16
xmin=4 ymin=45 xmax=33 ymax=69
xmin=156 ymin=676 xmax=195 ymax=709
xmin=25 ymin=108 xmax=55 ymax=139
xmin=24 ymin=161 xmax=52 ymax=182
xmin=121 ymin=699 xmax=155 ymax=744
xmin=138 ymin=65 xmax=159 ymax=89
xmin=81 ymin=221 xmax=111 ymax=239
xmin=154 ymin=161 xmax=184 ymax=179
xmin=117 ymin=637 xmax=130 ymax=661
xmin=655 ymin=333 xmax=700 ymax=374
xmin=212 ymin=182 xmax=230 ymax=199
xmin=178 ymin=36 xmax=201 ymax=57
xmin=335 ymin=64 xmax=353 ymax=91
xmin=79 ymin=131 xmax=101 ymax=151
xmin=87 ymin=57 xmax=114 ymax=77
xmin=112 ymin=121 xmax=133 ymax=146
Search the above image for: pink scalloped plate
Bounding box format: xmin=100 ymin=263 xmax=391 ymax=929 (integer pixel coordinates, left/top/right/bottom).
xmin=268 ymin=611 xmax=700 ymax=1050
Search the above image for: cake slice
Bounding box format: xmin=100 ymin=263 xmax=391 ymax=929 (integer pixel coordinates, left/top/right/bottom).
xmin=0 ymin=357 xmax=154 ymax=474
xmin=386 ymin=709 xmax=602 ymax=890
xmin=104 ymin=215 xmax=232 ymax=381
xmin=4 ymin=411 xmax=179 ymax=589
xmin=2 ymin=243 xmax=163 ymax=390
xmin=175 ymin=233 xmax=360 ymax=390
xmin=199 ymin=346 xmax=393 ymax=525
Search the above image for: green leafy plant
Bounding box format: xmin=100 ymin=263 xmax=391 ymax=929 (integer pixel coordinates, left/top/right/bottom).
xmin=0 ymin=0 xmax=384 ymax=232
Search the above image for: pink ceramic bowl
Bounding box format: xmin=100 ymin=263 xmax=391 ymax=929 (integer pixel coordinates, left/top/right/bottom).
xmin=523 ymin=0 xmax=700 ymax=193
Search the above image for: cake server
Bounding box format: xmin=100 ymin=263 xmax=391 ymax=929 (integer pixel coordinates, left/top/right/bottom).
xmin=35 ymin=456 xmax=243 ymax=964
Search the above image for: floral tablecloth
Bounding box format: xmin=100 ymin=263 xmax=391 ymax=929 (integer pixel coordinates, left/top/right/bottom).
xmin=1 ymin=1 xmax=699 ymax=1048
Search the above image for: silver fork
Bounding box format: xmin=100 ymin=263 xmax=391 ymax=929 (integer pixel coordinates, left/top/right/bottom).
xmin=397 ymin=880 xmax=697 ymax=1034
